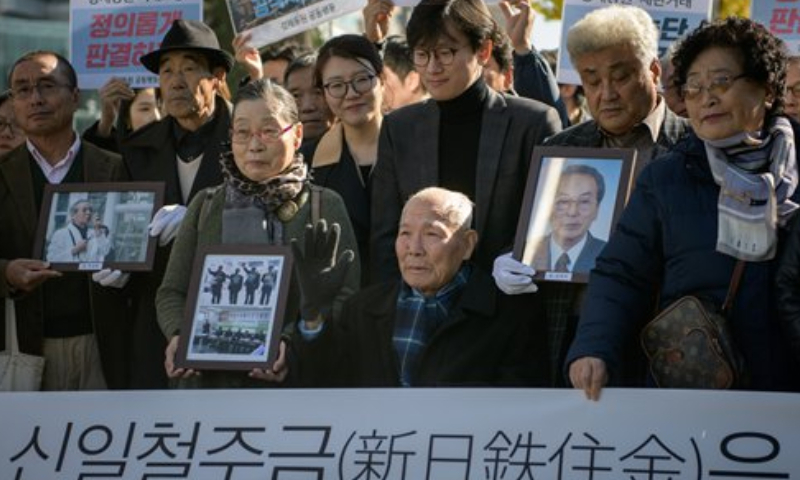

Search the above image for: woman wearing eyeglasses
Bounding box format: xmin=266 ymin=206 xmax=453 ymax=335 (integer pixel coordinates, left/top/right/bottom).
xmin=567 ymin=17 xmax=800 ymax=399
xmin=156 ymin=79 xmax=360 ymax=388
xmin=309 ymin=34 xmax=385 ymax=285
xmin=0 ymin=91 xmax=25 ymax=156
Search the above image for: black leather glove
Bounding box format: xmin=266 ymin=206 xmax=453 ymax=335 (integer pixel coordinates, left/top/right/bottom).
xmin=291 ymin=219 xmax=355 ymax=323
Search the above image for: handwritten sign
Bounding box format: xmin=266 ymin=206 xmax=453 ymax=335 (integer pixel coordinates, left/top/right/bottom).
xmin=70 ymin=0 xmax=203 ymax=90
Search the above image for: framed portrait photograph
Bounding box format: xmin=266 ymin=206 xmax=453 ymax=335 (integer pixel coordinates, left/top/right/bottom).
xmin=512 ymin=146 xmax=637 ymax=283
xmin=175 ymin=245 xmax=294 ymax=371
xmin=33 ymin=182 xmax=165 ymax=272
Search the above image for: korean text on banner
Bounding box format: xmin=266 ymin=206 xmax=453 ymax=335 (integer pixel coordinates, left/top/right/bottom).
xmin=70 ymin=0 xmax=203 ymax=90
xmin=1 ymin=388 xmax=798 ymax=478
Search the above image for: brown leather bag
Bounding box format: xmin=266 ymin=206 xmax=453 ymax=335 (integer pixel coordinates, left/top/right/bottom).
xmin=640 ymin=261 xmax=746 ymax=389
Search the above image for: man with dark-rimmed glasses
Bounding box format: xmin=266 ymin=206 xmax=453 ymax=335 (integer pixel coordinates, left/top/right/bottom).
xmin=370 ymin=0 xmax=562 ymax=284
xmin=0 ymin=50 xmax=130 ymax=391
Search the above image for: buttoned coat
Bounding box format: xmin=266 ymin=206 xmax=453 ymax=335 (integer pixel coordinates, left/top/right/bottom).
xmin=0 ymin=142 xmax=131 ymax=388
xmin=370 ymin=89 xmax=562 ymax=281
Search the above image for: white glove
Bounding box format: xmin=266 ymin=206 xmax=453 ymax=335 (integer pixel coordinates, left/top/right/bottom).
xmin=92 ymin=269 xmax=130 ymax=288
xmin=492 ymin=252 xmax=538 ymax=295
xmin=148 ymin=204 xmax=187 ymax=246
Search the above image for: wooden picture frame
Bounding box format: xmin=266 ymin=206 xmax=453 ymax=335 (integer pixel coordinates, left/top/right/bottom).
xmin=512 ymin=146 xmax=637 ymax=283
xmin=174 ymin=245 xmax=294 ymax=371
xmin=34 ymin=182 xmax=164 ymax=272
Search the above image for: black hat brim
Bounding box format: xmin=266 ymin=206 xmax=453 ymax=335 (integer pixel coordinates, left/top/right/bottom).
xmin=140 ymin=46 xmax=234 ymax=74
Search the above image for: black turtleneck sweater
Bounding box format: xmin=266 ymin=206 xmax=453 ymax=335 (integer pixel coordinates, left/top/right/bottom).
xmin=437 ymin=78 xmax=489 ymax=201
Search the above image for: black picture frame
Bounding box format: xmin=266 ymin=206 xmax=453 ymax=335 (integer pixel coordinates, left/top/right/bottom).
xmin=33 ymin=182 xmax=164 ymax=272
xmin=174 ymin=244 xmax=294 ymax=371
xmin=512 ymin=146 xmax=637 ymax=283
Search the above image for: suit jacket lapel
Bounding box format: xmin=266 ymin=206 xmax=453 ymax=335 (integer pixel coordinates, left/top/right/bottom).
xmin=1 ymin=148 xmax=37 ymax=238
xmin=82 ymin=144 xmax=112 ymax=182
xmin=475 ymin=91 xmax=509 ymax=233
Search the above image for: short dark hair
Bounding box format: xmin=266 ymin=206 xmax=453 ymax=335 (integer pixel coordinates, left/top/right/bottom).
xmin=491 ymin=33 xmax=513 ymax=74
xmin=0 ymin=90 xmax=10 ymax=107
xmin=383 ymin=35 xmax=415 ymax=80
xmin=283 ymin=52 xmax=318 ymax=85
xmin=672 ymin=17 xmax=786 ymax=118
xmin=315 ymin=34 xmax=383 ymax=88
xmin=260 ymin=42 xmax=304 ymax=64
xmin=8 ymin=50 xmax=78 ymax=90
xmin=560 ymin=164 xmax=605 ymax=204
xmin=406 ymin=0 xmax=500 ymax=52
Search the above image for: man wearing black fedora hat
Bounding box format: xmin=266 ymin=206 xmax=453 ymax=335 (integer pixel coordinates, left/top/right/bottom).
xmin=116 ymin=19 xmax=235 ymax=389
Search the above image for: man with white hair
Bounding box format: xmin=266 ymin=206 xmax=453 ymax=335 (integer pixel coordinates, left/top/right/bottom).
xmin=493 ymin=5 xmax=691 ymax=386
xmin=290 ymin=187 xmax=547 ymax=387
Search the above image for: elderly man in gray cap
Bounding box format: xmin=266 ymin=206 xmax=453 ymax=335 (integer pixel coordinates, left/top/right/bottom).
xmin=115 ymin=20 xmax=235 ymax=388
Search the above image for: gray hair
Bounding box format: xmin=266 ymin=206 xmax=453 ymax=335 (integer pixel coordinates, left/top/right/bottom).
xmin=233 ymin=78 xmax=298 ymax=124
xmin=405 ymin=187 xmax=474 ymax=231
xmin=567 ymin=5 xmax=658 ymax=70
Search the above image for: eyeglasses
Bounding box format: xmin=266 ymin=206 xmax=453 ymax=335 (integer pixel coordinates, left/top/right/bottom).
xmin=231 ymin=123 xmax=294 ymax=144
xmin=322 ymin=74 xmax=377 ymax=99
xmin=0 ymin=119 xmax=19 ymax=136
xmin=10 ymin=79 xmax=72 ymax=100
xmin=554 ymin=197 xmax=597 ymax=214
xmin=412 ymin=46 xmax=464 ymax=68
xmin=786 ymin=82 xmax=800 ymax=99
xmin=681 ymin=74 xmax=747 ymax=100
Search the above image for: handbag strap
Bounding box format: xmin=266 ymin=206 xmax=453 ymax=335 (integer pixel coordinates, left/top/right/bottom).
xmin=5 ymin=299 xmax=20 ymax=354
xmin=721 ymin=260 xmax=746 ymax=315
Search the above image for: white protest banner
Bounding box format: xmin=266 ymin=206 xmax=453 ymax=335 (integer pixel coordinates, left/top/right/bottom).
xmin=752 ymin=1 xmax=800 ymax=55
xmin=557 ymin=0 xmax=711 ymax=85
xmin=227 ymin=0 xmax=363 ymax=50
xmin=1 ymin=388 xmax=798 ymax=478
xmin=70 ymin=0 xmax=203 ymax=90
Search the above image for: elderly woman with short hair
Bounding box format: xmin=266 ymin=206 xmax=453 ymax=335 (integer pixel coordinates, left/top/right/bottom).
xmin=567 ymin=17 xmax=800 ymax=399
xmin=156 ymin=79 xmax=360 ymax=388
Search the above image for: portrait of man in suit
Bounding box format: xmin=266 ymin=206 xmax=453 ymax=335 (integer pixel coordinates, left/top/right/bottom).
xmin=532 ymin=164 xmax=607 ymax=274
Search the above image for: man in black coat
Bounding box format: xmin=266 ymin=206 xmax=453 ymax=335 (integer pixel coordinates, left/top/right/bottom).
xmin=120 ymin=20 xmax=235 ymax=388
xmin=289 ymin=187 xmax=548 ymax=387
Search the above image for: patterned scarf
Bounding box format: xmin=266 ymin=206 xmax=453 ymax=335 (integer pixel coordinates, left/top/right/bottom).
xmin=219 ymin=147 xmax=309 ymax=244
xmin=703 ymin=116 xmax=799 ymax=261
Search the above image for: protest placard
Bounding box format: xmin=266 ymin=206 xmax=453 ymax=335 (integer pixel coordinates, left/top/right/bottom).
xmin=70 ymin=0 xmax=203 ymax=90
xmin=752 ymin=0 xmax=800 ymax=55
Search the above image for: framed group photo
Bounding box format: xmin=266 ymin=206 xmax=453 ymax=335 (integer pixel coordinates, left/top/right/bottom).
xmin=174 ymin=245 xmax=294 ymax=371
xmin=33 ymin=182 xmax=164 ymax=272
xmin=512 ymin=146 xmax=637 ymax=283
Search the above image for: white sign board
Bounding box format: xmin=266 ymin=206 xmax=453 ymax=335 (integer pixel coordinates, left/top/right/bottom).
xmin=1 ymin=388 xmax=798 ymax=478
xmin=557 ymin=0 xmax=712 ymax=85
xmin=69 ymin=0 xmax=203 ymax=90
xmin=752 ymin=0 xmax=800 ymax=56
xmin=227 ymin=0 xmax=364 ymax=49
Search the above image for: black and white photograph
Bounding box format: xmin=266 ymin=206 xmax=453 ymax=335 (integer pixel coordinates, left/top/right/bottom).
xmin=34 ymin=182 xmax=164 ymax=272
xmin=513 ymin=146 xmax=636 ymax=283
xmin=175 ymin=245 xmax=293 ymax=371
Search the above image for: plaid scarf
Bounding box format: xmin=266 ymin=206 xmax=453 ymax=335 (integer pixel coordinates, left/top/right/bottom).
xmin=703 ymin=116 xmax=799 ymax=261
xmin=393 ymin=265 xmax=471 ymax=387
